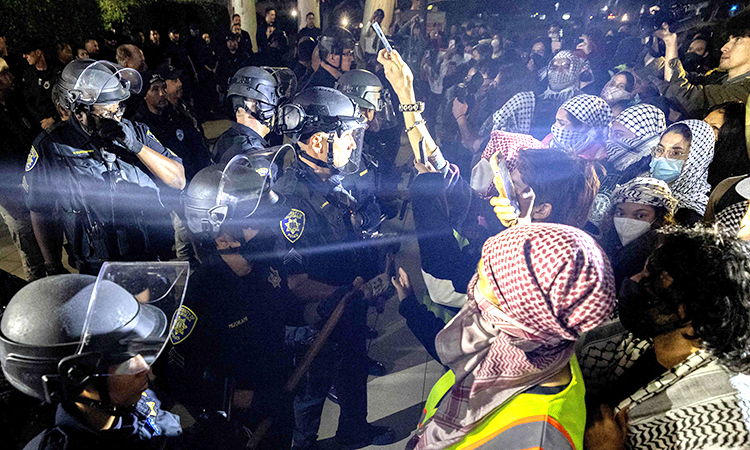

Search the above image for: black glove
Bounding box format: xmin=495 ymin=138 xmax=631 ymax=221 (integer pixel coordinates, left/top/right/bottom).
xmin=96 ymin=118 xmax=143 ymax=154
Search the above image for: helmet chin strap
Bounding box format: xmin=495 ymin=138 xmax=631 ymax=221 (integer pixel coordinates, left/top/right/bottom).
xmin=298 ymin=132 xmax=339 ymax=172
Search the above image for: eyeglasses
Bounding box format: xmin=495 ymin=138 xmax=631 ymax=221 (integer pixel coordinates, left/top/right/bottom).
xmin=651 ymin=145 xmax=688 ymax=160
xmin=91 ymin=103 xmax=126 ymax=120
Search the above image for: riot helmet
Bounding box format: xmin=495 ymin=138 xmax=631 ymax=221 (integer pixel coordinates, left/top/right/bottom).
xmin=56 ymin=59 xmax=142 ymax=111
xmin=317 ymin=26 xmax=356 ymax=73
xmin=276 ymin=87 xmax=366 ymax=173
xmin=335 ymin=69 xmax=385 ymax=111
xmin=227 ymin=66 xmax=279 ymax=126
xmin=261 ymin=66 xmax=298 ymax=103
xmin=183 ymin=156 xmax=283 ymax=239
xmin=0 ymin=263 xmax=188 ymax=412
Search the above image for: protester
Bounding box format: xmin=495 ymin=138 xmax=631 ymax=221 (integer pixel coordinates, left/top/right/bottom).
xmin=482 ymin=50 xmax=589 ymax=139
xmin=599 ymin=70 xmax=645 ymax=116
xmin=580 ymin=226 xmax=750 ymax=450
xmin=703 ymin=101 xmax=749 ymax=187
xmin=407 ymin=223 xmax=615 ymax=449
xmin=360 ymin=9 xmax=386 ymax=58
xmin=649 ymin=120 xmax=714 ymax=225
xmin=588 ymin=104 xmax=667 ymax=229
xmin=545 ymin=93 xmax=612 ymax=160
xmin=657 ymin=10 xmax=750 ymax=118
xmin=598 ymin=177 xmax=677 ymax=288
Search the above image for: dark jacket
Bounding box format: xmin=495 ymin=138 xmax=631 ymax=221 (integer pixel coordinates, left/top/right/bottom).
xmin=21 ymin=65 xmax=57 ymax=124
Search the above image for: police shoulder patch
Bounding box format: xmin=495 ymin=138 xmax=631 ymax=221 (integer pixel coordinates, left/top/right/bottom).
xmin=25 ymin=146 xmax=39 ymax=172
xmin=280 ymin=209 xmax=306 ymax=243
xmin=170 ymin=305 xmax=198 ymax=345
xmin=146 ymin=129 xmax=161 ymax=145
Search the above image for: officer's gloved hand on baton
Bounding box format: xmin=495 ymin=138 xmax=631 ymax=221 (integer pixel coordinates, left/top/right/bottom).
xmin=97 ymin=118 xmax=144 ymax=155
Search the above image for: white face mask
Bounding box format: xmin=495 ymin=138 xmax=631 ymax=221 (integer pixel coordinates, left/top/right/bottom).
xmin=614 ymin=217 xmax=652 ymax=246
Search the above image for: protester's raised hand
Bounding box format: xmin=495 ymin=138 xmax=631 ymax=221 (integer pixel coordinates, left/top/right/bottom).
xmin=414 ymin=158 xmax=437 ymax=174
xmin=377 ymin=49 xmax=415 ymax=103
xmin=490 ymin=188 xmax=535 ymax=228
xmin=653 ymin=22 xmax=676 ymax=44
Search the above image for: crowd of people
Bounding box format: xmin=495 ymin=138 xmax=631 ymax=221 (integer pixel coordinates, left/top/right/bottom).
xmin=2 ymin=4 xmax=750 ymax=450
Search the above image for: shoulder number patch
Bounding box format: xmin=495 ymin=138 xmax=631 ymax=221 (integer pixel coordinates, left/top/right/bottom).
xmin=280 ymin=209 xmax=305 ymax=243
xmin=25 ymin=146 xmax=39 ymax=172
xmin=170 ymin=305 xmax=198 ymax=345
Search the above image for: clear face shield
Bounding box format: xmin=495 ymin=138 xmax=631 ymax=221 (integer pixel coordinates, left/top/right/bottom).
xmin=72 ymin=61 xmax=142 ymax=106
xmin=73 ymin=261 xmax=189 ymax=378
xmin=214 ymin=154 xmax=271 ymax=228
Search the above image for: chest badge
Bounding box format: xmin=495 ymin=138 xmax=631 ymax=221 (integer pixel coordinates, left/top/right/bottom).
xmin=176 ymin=129 xmax=184 ymax=141
xmin=25 ymin=147 xmax=39 ymax=172
xmin=280 ymin=209 xmax=305 ymax=243
xmin=268 ymin=266 xmax=281 ymax=288
xmin=170 ymin=305 xmax=198 ymax=345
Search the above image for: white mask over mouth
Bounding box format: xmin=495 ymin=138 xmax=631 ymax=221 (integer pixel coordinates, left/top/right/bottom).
xmin=614 ymin=217 xmax=652 ymax=246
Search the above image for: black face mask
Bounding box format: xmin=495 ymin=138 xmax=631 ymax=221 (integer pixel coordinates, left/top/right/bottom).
xmin=618 ymin=277 xmax=685 ymax=340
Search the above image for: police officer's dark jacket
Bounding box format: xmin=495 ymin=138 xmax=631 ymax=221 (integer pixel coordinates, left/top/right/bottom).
xmin=22 ymin=118 xmax=182 ymax=272
xmin=304 ymin=67 xmax=338 ymax=89
xmin=273 ymin=157 xmax=379 ymax=286
xmin=213 ymin=121 xmax=269 ymax=165
xmin=23 ymin=390 xmax=182 ymax=450
xmin=166 ymin=245 xmax=303 ymax=410
xmin=133 ymin=102 xmax=212 ymax=181
xmin=21 ymin=65 xmax=57 ymax=124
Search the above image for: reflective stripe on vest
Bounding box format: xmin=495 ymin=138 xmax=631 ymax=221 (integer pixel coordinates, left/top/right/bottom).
xmin=419 ymin=356 xmax=586 ymax=450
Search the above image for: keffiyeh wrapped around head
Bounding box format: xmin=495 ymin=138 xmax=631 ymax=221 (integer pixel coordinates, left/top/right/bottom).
xmin=546 ymin=50 xmax=588 ymax=92
xmin=607 ymin=104 xmax=666 ymax=171
xmin=667 ymin=120 xmax=715 ymax=216
xmin=552 ymin=94 xmax=612 ymax=152
xmin=414 ymin=224 xmax=615 ymax=450
xmin=611 ymin=177 xmax=678 ymax=213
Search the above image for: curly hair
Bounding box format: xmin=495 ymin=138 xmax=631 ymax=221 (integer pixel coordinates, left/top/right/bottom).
xmin=647 ymin=225 xmax=750 ymax=372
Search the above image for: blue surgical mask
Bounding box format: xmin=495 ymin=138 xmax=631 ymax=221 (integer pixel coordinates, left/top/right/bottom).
xmin=649 ymin=157 xmax=684 ymax=183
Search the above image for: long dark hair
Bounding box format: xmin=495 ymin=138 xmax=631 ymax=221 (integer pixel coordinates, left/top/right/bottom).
xmin=707 ymin=101 xmax=748 ymax=187
xmin=516 ymin=148 xmax=600 ymax=228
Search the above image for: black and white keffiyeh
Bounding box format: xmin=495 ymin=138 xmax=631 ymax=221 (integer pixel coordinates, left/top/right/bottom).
xmin=482 ymin=91 xmax=536 ymax=135
xmin=716 ymin=201 xmax=749 ymax=235
xmin=610 ymin=177 xmax=678 ymax=213
xmin=606 ymin=104 xmax=666 ymax=171
xmin=551 ymin=94 xmax=612 ymax=152
xmin=668 ymin=120 xmax=715 ymax=216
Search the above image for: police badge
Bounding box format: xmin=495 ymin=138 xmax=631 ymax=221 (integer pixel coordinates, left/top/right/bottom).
xmin=170 ymin=305 xmax=198 ymax=345
xmin=280 ymin=209 xmax=305 ymax=243
xmin=176 ymin=129 xmax=184 ymax=141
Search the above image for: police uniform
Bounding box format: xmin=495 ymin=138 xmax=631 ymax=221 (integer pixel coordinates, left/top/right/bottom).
xmin=303 ymin=67 xmax=338 ymax=89
xmin=213 ymin=122 xmax=271 ymax=165
xmin=274 ymin=157 xmax=381 ymax=446
xmin=21 ymin=65 xmax=57 ymax=124
xmin=22 ymin=390 xmax=182 ymax=450
xmin=166 ymin=237 xmax=301 ymax=448
xmin=274 ymin=158 xmax=381 ymax=285
xmin=133 ymin=102 xmax=212 ymax=181
xmin=23 ymin=119 xmax=182 ymax=274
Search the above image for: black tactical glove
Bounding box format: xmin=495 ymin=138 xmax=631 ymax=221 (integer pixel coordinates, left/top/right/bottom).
xmin=96 ymin=118 xmax=143 ymax=154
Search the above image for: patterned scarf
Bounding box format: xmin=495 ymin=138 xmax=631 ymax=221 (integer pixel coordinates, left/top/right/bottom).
xmin=551 ymin=94 xmax=612 ymax=153
xmin=476 ymin=131 xmax=545 ymax=199
xmin=610 ymin=177 xmax=678 ymax=213
xmin=599 ymin=70 xmax=646 ymax=104
xmin=483 ymin=51 xmax=588 ymax=136
xmin=606 ymin=104 xmax=666 ymax=171
xmin=412 ymin=224 xmax=616 ymax=450
xmin=668 ymin=120 xmax=715 ymax=216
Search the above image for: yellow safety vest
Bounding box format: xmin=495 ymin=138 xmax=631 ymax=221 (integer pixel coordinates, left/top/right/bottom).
xmin=418 ymin=356 xmax=586 ymax=450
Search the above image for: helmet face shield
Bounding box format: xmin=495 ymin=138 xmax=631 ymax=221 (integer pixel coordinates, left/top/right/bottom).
xmin=72 ymin=61 xmax=142 ymax=106
xmin=217 ymin=154 xmax=269 ymax=225
xmin=338 ymin=127 xmax=365 ymax=174
xmin=76 ymin=261 xmax=189 ymax=376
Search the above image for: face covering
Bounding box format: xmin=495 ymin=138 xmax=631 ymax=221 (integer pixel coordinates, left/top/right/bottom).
xmin=600 ymin=84 xmax=632 ymax=103
xmin=547 ymin=68 xmax=578 ymax=91
xmin=617 ymin=277 xmax=685 ymax=340
xmin=614 ymin=217 xmax=652 ymax=246
xmin=551 ymin=124 xmax=586 ymax=151
xmin=650 ymin=157 xmax=684 ymax=183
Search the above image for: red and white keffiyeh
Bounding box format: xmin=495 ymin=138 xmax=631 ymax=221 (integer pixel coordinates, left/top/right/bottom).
xmin=413 ymin=224 xmax=616 ymax=450
xmin=480 ymin=130 xmax=545 ymax=171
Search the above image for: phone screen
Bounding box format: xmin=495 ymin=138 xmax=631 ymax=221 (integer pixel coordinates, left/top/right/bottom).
xmin=490 ymin=153 xmax=520 ymax=214
xmin=372 ymin=22 xmax=392 ymax=53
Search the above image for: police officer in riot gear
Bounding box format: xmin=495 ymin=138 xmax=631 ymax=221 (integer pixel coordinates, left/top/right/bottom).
xmin=171 ymin=158 xmax=305 ymax=449
xmin=304 ymin=26 xmax=356 ymax=89
xmin=213 ymin=66 xmax=282 ymax=168
xmin=0 ymin=269 xmax=185 ymax=449
xmin=275 ymin=87 xmax=395 ymax=447
xmin=24 ymin=59 xmax=186 ymax=275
